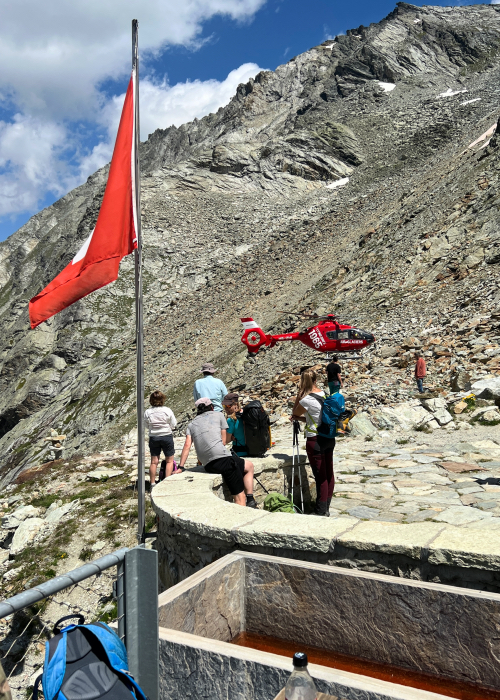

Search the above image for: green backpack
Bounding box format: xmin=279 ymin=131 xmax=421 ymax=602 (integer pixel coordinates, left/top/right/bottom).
xmin=263 ymin=492 xmax=295 ymax=513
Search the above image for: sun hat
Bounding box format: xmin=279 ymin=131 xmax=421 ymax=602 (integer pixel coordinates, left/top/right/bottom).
xmin=195 ymin=397 xmax=213 ymax=407
xmin=201 ymin=362 xmax=216 ymax=374
xmin=222 ymin=392 xmax=239 ymax=406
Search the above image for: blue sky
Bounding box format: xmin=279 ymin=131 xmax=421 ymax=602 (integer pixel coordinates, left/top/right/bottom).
xmin=0 ymin=0 xmax=494 ymax=242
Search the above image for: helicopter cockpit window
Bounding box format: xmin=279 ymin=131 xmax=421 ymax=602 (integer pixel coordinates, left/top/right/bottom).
xmin=326 ymin=331 xmax=337 ymax=340
xmin=337 ymin=331 xmax=349 ymax=340
xmin=350 ymin=329 xmax=364 ymax=340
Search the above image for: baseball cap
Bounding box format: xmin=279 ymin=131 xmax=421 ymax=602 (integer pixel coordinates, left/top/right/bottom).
xmin=222 ymin=393 xmax=239 ymax=406
xmin=195 ymin=397 xmax=213 ymax=407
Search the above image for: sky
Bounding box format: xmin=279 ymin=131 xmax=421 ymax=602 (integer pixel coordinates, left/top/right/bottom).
xmin=0 ymin=0 xmax=497 ymax=242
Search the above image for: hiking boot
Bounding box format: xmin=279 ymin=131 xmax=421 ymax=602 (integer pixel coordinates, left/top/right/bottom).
xmin=326 ymin=497 xmax=332 ymax=516
xmin=312 ymin=501 xmax=328 ymax=516
xmin=246 ymin=496 xmax=258 ymax=508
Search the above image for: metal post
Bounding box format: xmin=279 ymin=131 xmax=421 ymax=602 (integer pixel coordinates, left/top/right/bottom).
xmin=125 ymin=545 xmax=159 ymax=700
xmin=132 ymin=19 xmax=145 ymax=545
xmin=116 ymin=559 xmax=125 ymax=641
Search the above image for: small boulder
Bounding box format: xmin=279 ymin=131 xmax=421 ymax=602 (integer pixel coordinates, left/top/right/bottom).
xmin=10 ymin=518 xmax=47 ymax=555
xmin=45 ymin=500 xmax=79 ymax=523
xmin=349 ymin=412 xmax=378 ymax=437
xmin=453 ymin=401 xmax=468 ymax=415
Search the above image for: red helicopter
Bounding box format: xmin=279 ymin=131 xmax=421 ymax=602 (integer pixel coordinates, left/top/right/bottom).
xmin=240 ymin=313 xmax=376 ymax=355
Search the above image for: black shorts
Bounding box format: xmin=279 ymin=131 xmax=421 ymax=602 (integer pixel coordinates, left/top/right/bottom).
xmin=149 ymin=434 xmax=175 ymax=458
xmin=204 ymin=454 xmax=246 ymax=495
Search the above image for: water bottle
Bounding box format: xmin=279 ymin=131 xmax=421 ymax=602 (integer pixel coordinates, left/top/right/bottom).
xmin=284 ymin=652 xmax=317 ymax=700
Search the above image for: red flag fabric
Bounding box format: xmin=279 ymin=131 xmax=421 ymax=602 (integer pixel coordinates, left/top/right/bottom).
xmin=29 ymin=75 xmax=138 ymax=329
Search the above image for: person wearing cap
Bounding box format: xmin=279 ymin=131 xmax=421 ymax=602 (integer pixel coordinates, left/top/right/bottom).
xmin=178 ymin=397 xmax=257 ymax=507
xmin=193 ymin=362 xmax=228 ymax=412
xmin=223 ymin=393 xmax=248 ymax=457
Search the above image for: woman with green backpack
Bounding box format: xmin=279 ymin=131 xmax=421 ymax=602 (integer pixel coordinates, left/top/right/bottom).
xmin=291 ymin=369 xmax=336 ymax=517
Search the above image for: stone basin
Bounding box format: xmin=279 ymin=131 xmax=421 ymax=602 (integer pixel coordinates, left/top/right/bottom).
xmin=157 ymin=551 xmax=500 ymax=700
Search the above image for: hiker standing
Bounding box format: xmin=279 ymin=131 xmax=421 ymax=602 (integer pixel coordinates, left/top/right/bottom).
xmin=193 ymin=362 xmax=228 ymax=412
xmin=223 ymin=393 xmax=248 ymax=457
xmin=291 ymin=369 xmax=335 ymax=517
xmin=178 ymin=398 xmax=256 ymax=507
xmin=144 ymin=390 xmax=177 ymax=489
xmin=326 ymin=355 xmax=343 ymax=395
xmin=414 ymin=353 xmax=426 ymax=393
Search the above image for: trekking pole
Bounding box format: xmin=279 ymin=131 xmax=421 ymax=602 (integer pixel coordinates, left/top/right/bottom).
xmin=292 ymin=420 xmax=304 ymax=513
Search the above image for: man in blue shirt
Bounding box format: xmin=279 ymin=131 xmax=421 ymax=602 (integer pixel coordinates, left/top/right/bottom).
xmin=193 ymin=362 xmax=228 ymax=412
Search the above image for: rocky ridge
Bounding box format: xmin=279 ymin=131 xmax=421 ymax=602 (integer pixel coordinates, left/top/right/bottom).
xmin=1 ymin=2 xmax=500 ymax=487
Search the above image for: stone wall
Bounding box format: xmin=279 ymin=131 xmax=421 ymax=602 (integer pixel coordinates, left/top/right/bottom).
xmin=152 ymin=468 xmax=500 ymax=593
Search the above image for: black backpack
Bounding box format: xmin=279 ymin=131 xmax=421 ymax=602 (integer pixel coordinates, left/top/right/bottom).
xmin=241 ymin=401 xmax=271 ymax=457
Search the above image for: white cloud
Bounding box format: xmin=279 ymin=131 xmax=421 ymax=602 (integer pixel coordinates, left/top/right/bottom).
xmin=0 ymin=0 xmax=266 ymax=121
xmin=0 ymin=0 xmax=267 ymax=227
xmin=492 ymin=1 xmax=500 ymax=5
xmin=0 ymin=114 xmax=70 ymax=217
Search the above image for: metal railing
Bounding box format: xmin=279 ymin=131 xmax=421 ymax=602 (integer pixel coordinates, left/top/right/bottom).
xmin=0 ymin=545 xmax=158 ymax=700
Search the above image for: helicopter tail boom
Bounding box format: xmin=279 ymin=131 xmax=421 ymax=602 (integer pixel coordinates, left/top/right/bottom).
xmin=241 ymin=318 xmax=301 ymax=354
xmin=240 ymin=318 xmax=271 ymax=354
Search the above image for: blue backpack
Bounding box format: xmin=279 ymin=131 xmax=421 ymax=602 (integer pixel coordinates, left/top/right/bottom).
xmin=33 ymin=615 xmax=148 ymax=700
xmin=309 ymin=393 xmax=345 ymax=438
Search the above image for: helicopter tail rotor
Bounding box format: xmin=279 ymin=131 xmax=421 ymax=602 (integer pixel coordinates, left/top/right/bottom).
xmin=240 ymin=318 xmax=271 ymax=354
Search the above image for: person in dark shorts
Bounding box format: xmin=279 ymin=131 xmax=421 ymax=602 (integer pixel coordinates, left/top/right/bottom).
xmin=144 ymin=390 xmax=178 ymax=489
xmin=178 ymin=398 xmax=256 ymax=507
xmin=326 ymin=355 xmax=343 ymax=395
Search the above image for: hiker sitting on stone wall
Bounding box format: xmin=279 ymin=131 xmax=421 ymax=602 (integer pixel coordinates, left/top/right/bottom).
xmin=178 ymin=397 xmax=257 ymax=507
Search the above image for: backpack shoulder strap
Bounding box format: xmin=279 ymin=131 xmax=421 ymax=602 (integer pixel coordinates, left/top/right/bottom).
xmin=42 ymin=631 xmax=68 ymax=700
xmin=308 ymin=393 xmax=324 ymax=406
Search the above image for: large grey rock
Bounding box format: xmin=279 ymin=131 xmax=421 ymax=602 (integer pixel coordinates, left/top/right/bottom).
xmin=472 ymin=376 xmax=500 ymax=401
xmin=10 ymin=518 xmax=47 ymax=554
xmin=348 ymin=412 xmax=378 ymax=437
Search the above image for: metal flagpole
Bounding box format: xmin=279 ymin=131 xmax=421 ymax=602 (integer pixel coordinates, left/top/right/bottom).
xmin=132 ymin=19 xmax=145 ymax=544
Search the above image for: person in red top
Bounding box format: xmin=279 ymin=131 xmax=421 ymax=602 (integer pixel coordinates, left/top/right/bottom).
xmin=414 ymin=353 xmax=426 ymax=393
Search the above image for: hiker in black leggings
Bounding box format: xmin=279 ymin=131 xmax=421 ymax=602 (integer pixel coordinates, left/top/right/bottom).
xmin=291 ymin=369 xmax=335 ymax=517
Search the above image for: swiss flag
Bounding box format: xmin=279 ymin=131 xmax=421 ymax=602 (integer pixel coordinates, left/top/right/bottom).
xmin=29 ymin=75 xmax=138 ymax=329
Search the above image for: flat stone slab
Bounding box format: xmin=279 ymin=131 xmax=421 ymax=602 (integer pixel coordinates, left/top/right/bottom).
xmin=439 ymin=461 xmax=486 ymax=473
xmin=432 ymin=507 xmax=493 ymax=526
xmin=86 ymin=469 xmax=124 ymax=481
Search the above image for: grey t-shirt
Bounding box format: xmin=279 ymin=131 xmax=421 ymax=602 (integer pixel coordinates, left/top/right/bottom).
xmin=186 ymin=411 xmax=229 ymax=465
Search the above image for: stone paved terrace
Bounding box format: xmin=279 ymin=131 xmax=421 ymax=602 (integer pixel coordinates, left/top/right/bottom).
xmin=269 ymin=422 xmax=500 ymax=526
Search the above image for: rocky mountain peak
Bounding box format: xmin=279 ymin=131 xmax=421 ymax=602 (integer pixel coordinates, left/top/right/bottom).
xmin=1 ymin=2 xmax=500 ymax=486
